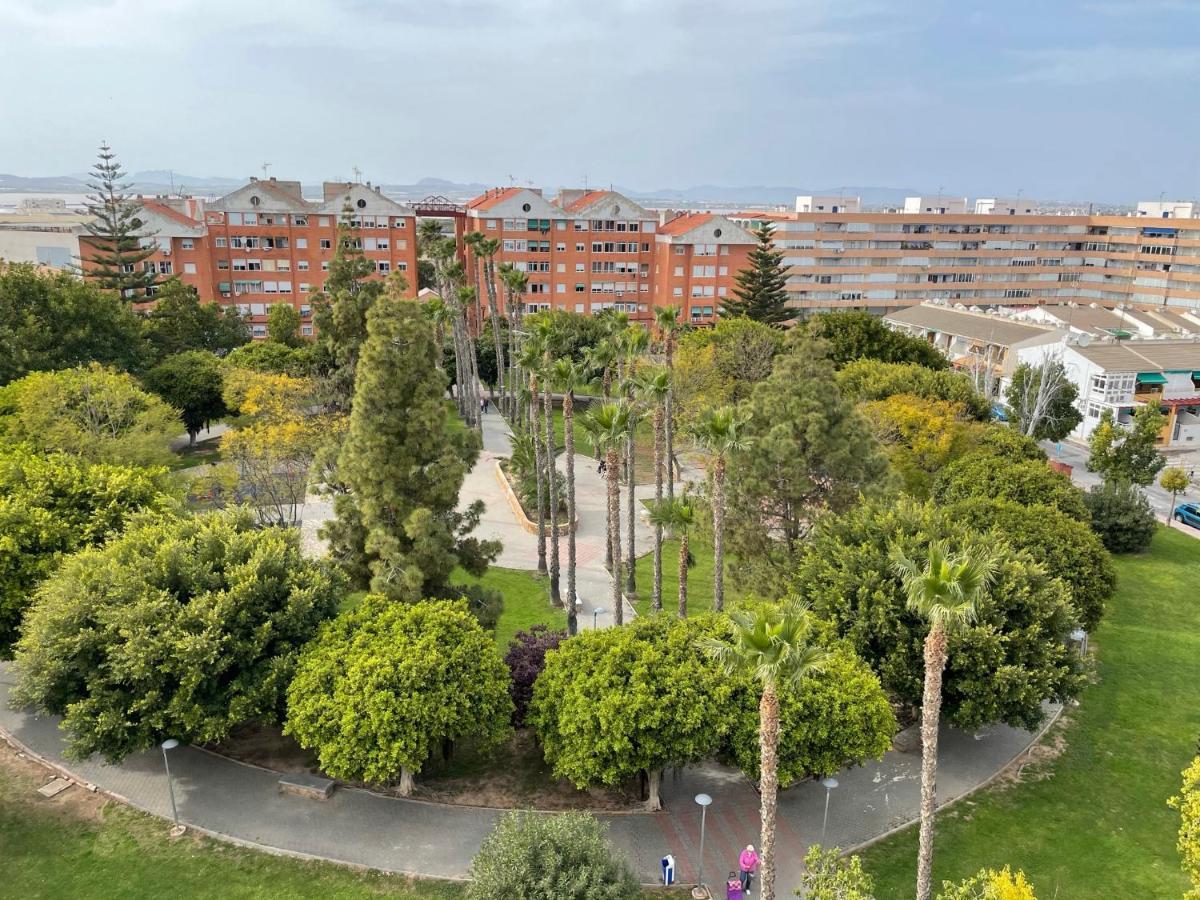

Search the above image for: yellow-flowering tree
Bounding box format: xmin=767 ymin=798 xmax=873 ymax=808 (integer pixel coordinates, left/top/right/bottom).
xmin=1171 ymin=755 xmax=1200 ymax=899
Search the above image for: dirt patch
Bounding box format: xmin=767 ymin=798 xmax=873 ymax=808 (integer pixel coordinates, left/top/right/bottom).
xmin=991 ymin=709 xmax=1073 ymax=790
xmin=210 ymin=725 xmax=641 ymax=811
xmin=0 ymin=739 xmax=109 ymax=823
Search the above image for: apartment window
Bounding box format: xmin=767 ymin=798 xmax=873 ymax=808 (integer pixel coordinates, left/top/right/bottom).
xmin=674 ymin=266 xmax=684 ymax=277
xmin=529 ymin=283 xmax=548 ymax=294
xmin=556 ymin=242 xmax=566 ymax=251
xmin=318 ymin=217 xmax=331 ymax=227
xmin=378 ymin=239 xmax=389 ymax=250
xmin=674 ymin=246 xmax=686 ymax=255
xmin=556 ymin=263 xmax=566 ymax=273
xmin=720 ymin=246 xmax=730 ymax=256
xmin=320 ymin=239 xmax=332 ymax=250
xmin=181 ymin=239 xmax=194 ymax=250
xmin=217 ymin=260 xmax=230 ymax=270
xmin=556 ymin=283 xmax=566 ymax=293
xmin=292 ymin=215 xmax=308 ymax=226
xmin=321 ymin=261 xmax=330 ymax=271
xmin=300 ymin=283 xmax=311 ymax=293
xmin=215 ymin=237 xmax=227 ymax=248
xmin=574 ymin=220 xmax=589 ymax=231
xmin=300 ymin=305 xmax=311 ymax=317
xmin=575 ymin=283 xmax=586 ymax=292
xmin=556 ymin=220 xmax=567 ymax=231
xmin=397 ymin=262 xmax=408 ymax=271
xmin=279 ymin=281 xmax=292 ymax=293
xmin=244 ymin=213 xmax=258 ymax=226
xmin=575 ymin=263 xmax=585 ymax=272
xmin=246 ymin=259 xmax=262 ymax=271
xmin=252 ymin=325 xmax=267 ymax=337
xmin=296 ymin=238 xmax=308 ymax=249
xmin=673 ymin=287 xmax=683 ymax=296
xmin=183 ymin=262 xmax=197 ymax=274
xmin=486 ymin=219 xmax=497 ymax=230
xmin=377 ymin=261 xmax=391 ymax=274
xmin=228 ymin=213 xmax=243 ymax=225
xmin=695 ymin=243 xmax=717 ymax=256
xmin=298 ymin=260 xmax=309 ymax=271
xmin=277 ymin=260 xmax=290 ymax=271
xmin=158 ymin=261 xmax=173 ymax=274
xmin=718 ymin=266 xmax=728 ymax=276
xmin=576 ymin=243 xmax=585 ymax=252
xmin=692 ymin=265 xmax=716 ymax=277
xmin=301 ymin=325 xmax=313 ymax=336
xmin=364 ymin=237 xmax=377 ymax=251
xmin=393 ymin=218 xmax=407 ymax=228
xmin=263 ymin=281 xmax=278 ymax=294
xmin=641 ymin=242 xmax=650 ymax=252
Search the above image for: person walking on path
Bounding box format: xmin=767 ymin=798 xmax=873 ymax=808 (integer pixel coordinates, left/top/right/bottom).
xmin=738 ymin=845 xmax=759 ymax=894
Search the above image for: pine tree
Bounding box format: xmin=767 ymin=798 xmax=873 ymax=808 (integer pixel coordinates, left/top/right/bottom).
xmin=82 ymin=142 xmax=159 ymax=298
xmin=324 ymin=283 xmax=498 ymax=600
xmin=721 ymin=223 xmax=791 ymax=326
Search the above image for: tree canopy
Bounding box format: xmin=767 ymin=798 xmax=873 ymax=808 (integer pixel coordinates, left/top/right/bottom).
xmin=142 ymin=280 xmax=250 ymax=360
xmin=789 ymin=499 xmax=1084 ymax=730
xmin=1170 ymin=755 xmax=1200 ymax=899
xmin=673 ymin=316 xmax=784 ymax=419
xmin=1004 ymin=358 xmax=1082 ymax=442
xmin=932 ymin=454 xmax=1088 ymax=522
xmin=721 ymin=223 xmax=791 ymax=326
xmin=13 ymin=509 xmax=342 ymax=761
xmin=223 ymin=340 xmax=315 ymax=377
xmin=861 ymin=393 xmax=976 ymax=498
xmin=143 ymin=350 xmax=226 ymax=444
xmin=1088 ymin=405 xmax=1167 ymax=486
xmin=801 ymin=311 xmax=949 ymax=370
xmin=285 ymin=598 xmax=512 ymax=788
xmin=1083 ymin=479 xmax=1158 ymax=554
xmin=836 ymin=358 xmax=991 ymax=421
xmin=266 ymin=303 xmax=304 ymax=347
xmin=80 ymin=143 xmax=159 ymax=298
xmin=0 ymin=364 xmax=179 ymax=467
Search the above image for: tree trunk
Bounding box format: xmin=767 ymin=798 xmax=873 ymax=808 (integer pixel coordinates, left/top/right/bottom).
xmin=645 ymin=767 xmax=663 ymax=812
xmin=564 ymin=391 xmax=578 ymax=635
xmin=485 ymin=258 xmax=505 ymax=404
xmin=665 ymin=340 xmax=675 ymax=501
xmin=915 ymin=624 xmax=949 ymax=900
xmin=652 ymin=404 xmax=664 ymax=613
xmin=398 ymin=765 xmax=415 ymax=797
xmin=607 ymin=447 xmax=623 ymax=626
xmin=712 ymin=456 xmax=725 ymax=612
xmin=759 ymin=684 xmax=780 ymax=900
xmin=531 ymin=376 xmax=547 ymax=575
xmin=625 ymin=423 xmax=637 ymax=599
xmin=544 ymin=383 xmax=561 ymax=606
xmin=677 ymin=531 xmax=689 ymax=619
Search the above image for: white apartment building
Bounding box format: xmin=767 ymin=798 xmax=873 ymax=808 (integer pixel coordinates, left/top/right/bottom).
xmin=795 ymin=195 xmax=861 ymax=213
xmin=903 ymin=195 xmax=969 ymax=215
xmin=975 ymin=198 xmax=1037 ymax=216
xmin=1136 ymin=200 xmax=1197 ymax=219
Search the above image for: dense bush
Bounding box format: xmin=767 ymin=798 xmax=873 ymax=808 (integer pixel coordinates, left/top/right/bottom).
xmin=932 ymin=454 xmax=1088 ymax=521
xmin=13 ymin=509 xmax=341 ymax=761
xmin=836 ymin=359 xmax=991 ymax=420
xmin=801 ymin=310 xmax=950 ymax=370
xmin=467 ymin=810 xmax=638 ymax=900
xmin=1084 ymin=480 xmax=1158 ymax=553
xmin=504 ymin=625 xmax=566 ymax=725
xmin=1170 ymin=755 xmax=1200 ymax=899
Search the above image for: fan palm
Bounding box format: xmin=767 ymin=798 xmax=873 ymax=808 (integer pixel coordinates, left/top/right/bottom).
xmin=552 ymin=357 xmax=585 ymax=635
xmin=618 ymin=326 xmax=650 ymax=600
xmin=517 ymin=340 xmax=548 ymax=575
xmin=583 ymin=401 xmax=631 ymax=626
xmin=699 ymin=603 xmax=830 ymax=900
xmin=640 ymin=368 xmax=671 ymax=613
xmin=532 ymin=317 xmax=561 ymax=606
xmin=892 ymin=542 xmax=997 ymax=900
xmin=689 ymin=406 xmax=751 ymax=611
xmin=653 ymin=305 xmax=682 ymax=499
xmin=645 ymin=495 xmax=695 ymax=619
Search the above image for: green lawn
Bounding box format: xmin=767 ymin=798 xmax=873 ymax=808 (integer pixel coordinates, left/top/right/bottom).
xmin=630 ymin=538 xmax=736 ymax=618
xmin=862 ymin=527 xmax=1200 ymax=898
xmin=167 ymin=435 xmax=224 ymax=471
xmin=452 ymin=565 xmax=566 ymax=650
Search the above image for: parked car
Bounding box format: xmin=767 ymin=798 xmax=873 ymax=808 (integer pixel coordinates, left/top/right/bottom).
xmin=1174 ymin=502 xmax=1200 ymax=529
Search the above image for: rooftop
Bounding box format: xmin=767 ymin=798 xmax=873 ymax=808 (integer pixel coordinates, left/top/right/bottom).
xmin=884 ymin=304 xmax=1054 ymax=346
xmin=1071 ymin=339 xmax=1200 ymax=373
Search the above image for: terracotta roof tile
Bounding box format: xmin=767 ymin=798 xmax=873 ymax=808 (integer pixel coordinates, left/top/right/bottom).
xmin=140 ymin=199 xmax=201 ymax=228
xmin=657 ymin=212 xmax=713 ymax=236
xmin=563 ymin=190 xmax=607 ymax=212
xmin=467 ymin=187 xmax=523 ymax=211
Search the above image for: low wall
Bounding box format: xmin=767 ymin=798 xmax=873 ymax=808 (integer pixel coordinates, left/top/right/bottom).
xmin=493 ymin=460 xmax=574 ymax=535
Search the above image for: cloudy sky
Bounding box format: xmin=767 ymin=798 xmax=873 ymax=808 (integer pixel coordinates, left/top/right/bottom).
xmin=1 ymin=0 xmax=1197 ymax=200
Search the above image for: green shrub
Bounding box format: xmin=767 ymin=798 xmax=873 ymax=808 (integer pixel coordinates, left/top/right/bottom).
xmin=1084 ymin=480 xmax=1157 ymax=553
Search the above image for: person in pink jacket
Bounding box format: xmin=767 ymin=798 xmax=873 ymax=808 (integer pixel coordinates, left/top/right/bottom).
xmin=738 ymin=844 xmax=759 ymax=893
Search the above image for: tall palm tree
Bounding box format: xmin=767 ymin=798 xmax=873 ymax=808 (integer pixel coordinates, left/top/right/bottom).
xmin=619 ymin=326 xmax=650 ymax=601
xmin=641 ymin=368 xmax=671 ymax=613
xmin=422 ymin=296 xmax=451 ymax=373
xmin=552 ymin=357 xmax=584 ymax=635
xmin=689 ymin=406 xmax=751 ymax=612
xmin=583 ymin=401 xmax=630 ymax=626
xmin=499 ymin=263 xmax=528 ymax=421
xmin=462 ymin=230 xmax=485 ymax=334
xmin=533 ymin=317 xmax=561 ymax=607
xmin=479 ymin=237 xmax=505 ymax=405
xmin=455 ymin=284 xmax=482 ymax=432
xmin=517 ymin=340 xmax=548 ymax=575
xmin=583 ymin=339 xmax=618 ymax=565
xmin=892 ymin=542 xmax=997 ymax=900
xmin=654 ymin=305 xmax=682 ymax=501
xmin=645 ymin=495 xmax=695 ymax=619
xmin=700 ymin=603 xmax=830 ymax=900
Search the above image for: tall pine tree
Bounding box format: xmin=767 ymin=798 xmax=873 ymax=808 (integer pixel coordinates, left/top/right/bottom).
xmin=721 ymin=222 xmax=792 ymax=327
xmin=82 ymin=143 xmax=160 ymax=299
xmin=323 ymin=282 xmax=498 ymax=601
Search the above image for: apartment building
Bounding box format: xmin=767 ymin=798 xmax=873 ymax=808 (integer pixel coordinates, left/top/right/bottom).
xmin=734 ymin=204 xmax=1200 ymax=317
xmin=883 ymin=303 xmax=1057 ymax=374
xmin=462 ymin=188 xmax=755 ymax=324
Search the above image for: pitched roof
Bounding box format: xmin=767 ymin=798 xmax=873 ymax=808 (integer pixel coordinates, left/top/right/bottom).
xmin=467 ymin=187 xmax=524 ymax=211
xmin=140 ymin=199 xmax=201 ymax=229
xmin=1070 ymin=339 xmax=1200 ymax=373
xmin=208 ymin=179 xmax=311 ymax=213
xmin=561 ymin=190 xmax=606 ymax=212
xmin=885 ymin=304 xmax=1053 ymax=346
xmin=314 ymin=182 xmax=416 ymax=216
xmin=658 ymin=212 xmax=713 ymax=236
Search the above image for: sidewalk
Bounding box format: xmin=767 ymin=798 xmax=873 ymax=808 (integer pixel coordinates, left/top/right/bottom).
xmin=0 ymin=662 xmax=1056 ymax=893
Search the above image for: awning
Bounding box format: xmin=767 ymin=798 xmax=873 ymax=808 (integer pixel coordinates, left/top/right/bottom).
xmin=1136 ymin=372 xmax=1167 ymax=385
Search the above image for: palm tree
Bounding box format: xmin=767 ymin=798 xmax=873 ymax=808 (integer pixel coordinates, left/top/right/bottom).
xmin=552 ymin=357 xmax=585 ymax=635
xmin=645 ymin=495 xmax=695 ymax=619
xmin=892 ymin=542 xmax=997 ymax=900
xmin=583 ymin=401 xmax=630 ymax=626
xmin=533 ymin=317 xmax=561 ymax=607
xmin=462 ymin=230 xmax=485 ymax=333
xmin=700 ymin=603 xmax=830 ymax=900
xmin=619 ymin=326 xmax=650 ymax=601
xmin=479 ymin=237 xmax=505 ymax=405
xmin=583 ymin=339 xmax=618 ymax=565
xmin=499 ymin=263 xmax=527 ymax=421
xmin=422 ymin=296 xmax=451 ymax=373
xmin=455 ymin=284 xmax=483 ymax=432
xmin=641 ymin=368 xmax=671 ymax=613
xmin=654 ymin=305 xmax=682 ymax=500
xmin=689 ymin=406 xmax=751 ymax=612
xmin=517 ymin=340 xmax=548 ymax=575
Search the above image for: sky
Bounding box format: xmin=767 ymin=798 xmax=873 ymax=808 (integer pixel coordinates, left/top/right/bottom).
xmin=1 ymin=0 xmax=1198 ymax=201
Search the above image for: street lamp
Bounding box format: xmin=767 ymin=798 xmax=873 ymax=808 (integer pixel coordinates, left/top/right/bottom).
xmin=592 ymin=607 xmax=606 ymax=630
xmin=821 ymin=776 xmax=839 ymax=843
xmin=161 ymin=738 xmax=181 ymax=830
xmin=694 ymin=792 xmax=713 ymax=892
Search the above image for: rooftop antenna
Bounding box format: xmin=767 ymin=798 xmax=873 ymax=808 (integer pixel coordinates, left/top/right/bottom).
xmin=260 ymin=161 xmax=272 ymax=179
xmin=583 ymin=174 xmax=589 ymax=190
xmin=507 ymin=174 xmax=516 ymax=186
xmin=352 ymin=165 xmax=362 ymax=184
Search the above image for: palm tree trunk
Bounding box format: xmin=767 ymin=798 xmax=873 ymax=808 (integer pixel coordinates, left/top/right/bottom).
xmin=665 ymin=340 xmax=675 ymax=501
xmin=652 ymin=405 xmax=664 ymax=613
xmin=564 ymin=391 xmax=577 ymax=635
xmin=531 ymin=376 xmax=547 ymax=575
xmin=607 ymin=447 xmax=622 ymax=626
xmin=625 ymin=424 xmax=637 ymax=599
xmin=759 ymin=684 xmax=781 ymax=900
xmin=543 ymin=383 xmax=561 ymax=606
xmin=486 ymin=259 xmax=505 ymax=404
xmin=915 ymin=624 xmax=949 ymax=900
xmin=677 ymin=530 xmax=689 ymax=619
xmin=713 ymin=455 xmax=726 ymax=612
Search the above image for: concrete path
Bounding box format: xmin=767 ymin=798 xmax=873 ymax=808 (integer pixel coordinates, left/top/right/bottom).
xmin=0 ymin=662 xmax=1056 ymax=893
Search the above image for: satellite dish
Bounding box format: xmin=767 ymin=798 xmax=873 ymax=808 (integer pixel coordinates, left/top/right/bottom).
xmin=1077 ymin=333 xmax=1093 ymax=347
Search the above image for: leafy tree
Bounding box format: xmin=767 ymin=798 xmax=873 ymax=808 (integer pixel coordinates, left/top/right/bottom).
xmin=673 ymin=316 xmax=784 ymax=420
xmin=80 ymin=142 xmax=159 ymax=298
xmin=1162 ymin=467 xmax=1191 ymax=522
xmin=790 ymin=498 xmax=1085 ymax=731
xmin=467 ymin=810 xmax=638 ymax=900
xmin=1169 ymin=755 xmax=1200 ymax=900
xmin=802 ymin=310 xmax=949 ymax=370
xmin=946 ymin=497 xmax=1113 ymax=631
xmin=971 ymin=424 xmax=1047 ymax=463
xmin=836 ymin=359 xmax=991 ymax=421
xmin=798 ymin=846 xmax=876 ymax=900
xmin=690 ymin=406 xmax=750 ymax=611
xmin=0 ymin=262 xmax=149 ymax=383
xmin=861 ymin=393 xmax=975 ymax=498
xmin=1004 ymin=358 xmax=1082 ymax=442
xmin=266 ymin=303 xmax=304 ymax=347
xmin=700 ymin=602 xmax=830 ymax=900
xmin=504 ymin=625 xmax=566 ymax=726
xmin=1083 ymin=479 xmax=1157 ymax=553
xmin=721 ymin=222 xmax=791 ymax=326
xmin=143 ymin=350 xmax=226 ymax=445
xmin=725 ymin=337 xmax=890 ymax=585
xmin=935 ymin=866 xmax=1038 ymax=900
xmin=285 ymin=598 xmax=512 ymax=795
xmin=1088 ymin=405 xmax=1166 ymax=486
xmin=932 ymin=454 xmax=1088 ymax=521
xmin=893 ymin=541 xmax=997 ymax=900
xmin=0 ymin=364 xmax=179 ymax=467
xmin=142 ymin=280 xmax=249 ymax=359
xmin=529 ymin=615 xmax=735 ymax=811
xmin=0 ymin=446 xmax=171 ymax=654
xmin=13 ymin=509 xmax=342 ymax=761
xmin=223 ymin=339 xmax=314 ymax=377
xmin=325 ymin=289 xmax=497 ymax=599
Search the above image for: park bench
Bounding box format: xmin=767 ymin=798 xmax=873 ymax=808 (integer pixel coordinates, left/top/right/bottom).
xmin=278 ymin=772 xmax=335 ymax=800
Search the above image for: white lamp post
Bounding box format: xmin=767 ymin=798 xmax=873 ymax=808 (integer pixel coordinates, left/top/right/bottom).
xmin=821 ymin=776 xmax=839 ymax=842
xmin=694 ymin=792 xmax=713 ymax=892
xmin=161 ymin=738 xmax=181 ymax=830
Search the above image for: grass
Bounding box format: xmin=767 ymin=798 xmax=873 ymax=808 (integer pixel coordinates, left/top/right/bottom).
xmin=167 ymin=436 xmax=223 ymax=471
xmin=862 ymin=527 xmax=1200 ymax=898
xmin=630 ymin=538 xmax=737 ymax=618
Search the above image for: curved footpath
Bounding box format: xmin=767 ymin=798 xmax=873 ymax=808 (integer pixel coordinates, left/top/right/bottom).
xmin=1 ymin=664 xmax=1056 ymax=893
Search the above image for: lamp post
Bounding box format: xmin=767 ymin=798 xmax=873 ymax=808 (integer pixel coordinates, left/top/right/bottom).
xmin=161 ymin=738 xmax=181 ymax=828
xmin=592 ymin=607 xmax=606 ymax=630
xmin=821 ymin=776 xmax=839 ymax=843
xmin=694 ymin=792 xmax=713 ymax=892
